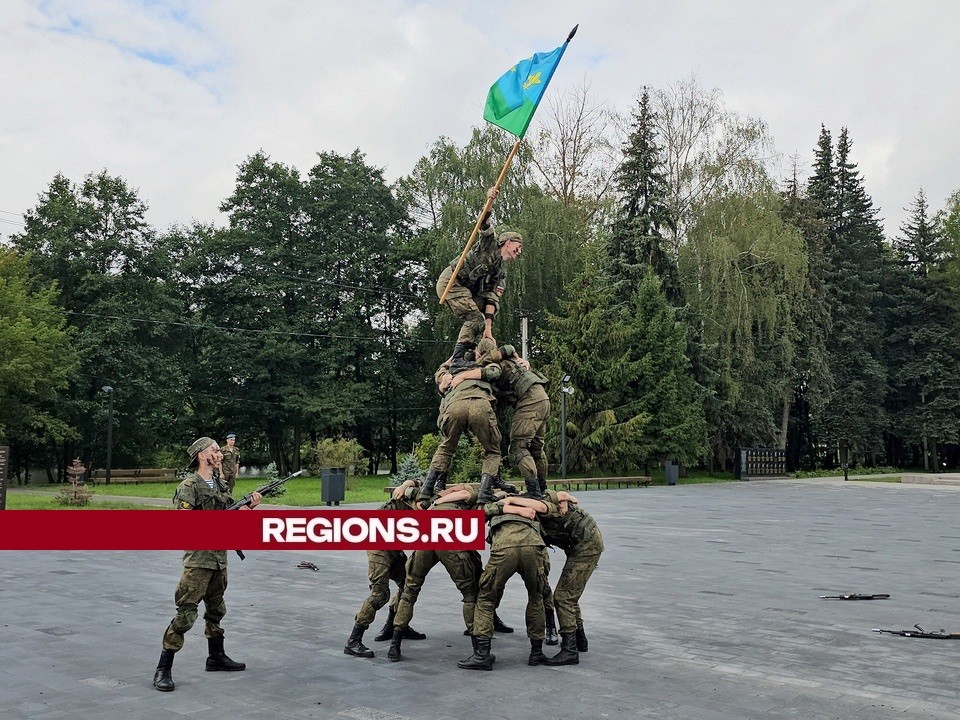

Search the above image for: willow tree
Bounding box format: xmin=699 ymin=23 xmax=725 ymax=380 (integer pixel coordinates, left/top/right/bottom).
xmin=680 ymin=191 xmax=808 ymax=468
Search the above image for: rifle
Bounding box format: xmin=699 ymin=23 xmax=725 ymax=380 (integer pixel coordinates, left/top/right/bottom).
xmin=227 ymin=470 xmax=303 ymax=510
xmin=819 ymin=593 xmax=890 ymax=600
xmin=872 ymin=624 xmax=960 ymax=639
xmin=227 ymin=470 xmax=304 ymax=559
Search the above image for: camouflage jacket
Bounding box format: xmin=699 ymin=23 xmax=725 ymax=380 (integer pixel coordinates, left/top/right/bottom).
xmin=173 ymin=471 xmax=235 ymax=569
xmin=220 ymin=446 xmax=240 ymax=475
xmin=447 ymin=226 xmax=505 ymax=312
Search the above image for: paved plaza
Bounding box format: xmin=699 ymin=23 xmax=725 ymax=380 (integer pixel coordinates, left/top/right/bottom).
xmin=2 ymin=478 xmax=960 ymax=719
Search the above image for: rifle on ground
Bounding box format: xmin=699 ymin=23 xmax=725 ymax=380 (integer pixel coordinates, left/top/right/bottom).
xmin=873 ymin=624 xmax=960 ymax=639
xmin=820 ymin=593 xmax=890 ymax=600
xmin=228 ymin=470 xmax=304 ymax=559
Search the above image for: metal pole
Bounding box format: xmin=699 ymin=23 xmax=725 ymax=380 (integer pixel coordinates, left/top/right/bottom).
xmin=560 ymin=385 xmax=567 ymax=480
xmin=103 ymin=386 xmax=114 ymax=486
xmin=520 ymin=314 xmax=529 ymax=359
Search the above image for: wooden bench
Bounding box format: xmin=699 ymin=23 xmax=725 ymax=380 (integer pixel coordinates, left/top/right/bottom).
xmin=90 ymin=468 xmax=178 ymax=485
xmin=383 ymin=476 xmax=653 ymax=494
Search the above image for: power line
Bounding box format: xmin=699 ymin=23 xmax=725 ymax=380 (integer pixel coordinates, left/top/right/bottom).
xmin=0 ymin=209 xmax=24 ymax=218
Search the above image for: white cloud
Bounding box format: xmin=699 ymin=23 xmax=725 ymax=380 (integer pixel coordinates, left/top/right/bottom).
xmin=2 ymin=0 xmax=958 ymax=241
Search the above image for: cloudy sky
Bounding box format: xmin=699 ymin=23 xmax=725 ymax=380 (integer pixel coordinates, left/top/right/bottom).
xmin=2 ymin=0 xmax=957 ymax=242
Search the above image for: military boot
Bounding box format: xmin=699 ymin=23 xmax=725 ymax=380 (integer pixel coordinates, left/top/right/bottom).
xmin=471 ymin=635 xmax=496 ymax=663
xmin=493 ymin=612 xmax=514 ymax=633
xmin=152 ymin=649 xmax=175 ymax=692
xmin=543 ymin=631 xmax=579 ymax=666
xmin=490 ymin=474 xmax=517 ymax=494
xmin=449 ymin=342 xmax=477 ymax=371
xmin=433 ymin=470 xmax=448 ymax=494
xmin=417 ymin=469 xmax=442 ymax=508
xmin=576 ymin=623 xmax=589 ymax=652
xmin=205 ymin=636 xmax=246 ymax=671
xmin=344 ymin=622 xmax=375 ymax=658
xmin=477 ymin=473 xmax=496 ymax=504
xmin=544 ymin=610 xmax=559 ymax=646
xmin=457 ymin=637 xmax=494 ymax=671
xmin=374 ymin=608 xmax=396 ymax=642
xmin=528 ymin=638 xmax=546 ymax=666
xmin=387 ymin=627 xmax=403 ymax=662
xmin=522 ymin=477 xmax=543 ymax=499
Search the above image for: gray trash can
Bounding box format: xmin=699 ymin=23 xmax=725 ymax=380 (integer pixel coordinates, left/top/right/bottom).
xmin=664 ymin=460 xmax=679 ymax=486
xmin=321 ymin=467 xmax=346 ymax=506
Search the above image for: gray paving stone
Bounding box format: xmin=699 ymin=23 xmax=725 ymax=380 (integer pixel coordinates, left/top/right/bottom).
xmin=3 ymin=479 xmax=960 ymax=718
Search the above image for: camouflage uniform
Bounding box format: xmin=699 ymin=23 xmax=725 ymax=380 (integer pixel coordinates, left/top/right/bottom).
xmin=429 ymin=363 xmax=503 ymax=477
xmin=220 ymin=443 xmax=240 ymax=492
xmin=393 ymin=492 xmax=482 ymax=634
xmin=539 ymin=493 xmax=604 ymax=635
xmin=161 ymin=471 xmax=235 ymax=652
xmin=482 ymin=347 xmax=550 ymax=493
xmin=473 ymin=504 xmax=548 ymax=641
xmin=354 ymin=488 xmax=418 ymax=627
xmin=436 ymin=225 xmax=507 ymax=345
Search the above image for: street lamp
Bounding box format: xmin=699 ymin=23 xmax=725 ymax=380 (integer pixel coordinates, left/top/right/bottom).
xmin=102 ymin=386 xmax=114 ymax=486
xmin=560 ymin=375 xmax=574 ymax=479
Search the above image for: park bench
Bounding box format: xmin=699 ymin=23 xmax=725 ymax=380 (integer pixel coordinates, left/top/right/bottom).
xmin=90 ymin=468 xmax=178 ymax=485
xmin=383 ymin=476 xmax=652 ymax=495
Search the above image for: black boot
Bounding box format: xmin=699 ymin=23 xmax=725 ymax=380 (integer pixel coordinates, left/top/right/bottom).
xmin=374 ymin=608 xmax=396 ymax=642
xmin=576 ymin=623 xmax=588 ymax=652
xmin=490 ymin=474 xmax=517 ymax=494
xmin=528 ymin=638 xmax=546 ymax=666
xmin=457 ymin=636 xmax=494 ymax=671
xmin=417 ymin=469 xmax=443 ymax=508
xmin=387 ymin=627 xmax=403 ymax=662
xmin=344 ymin=622 xmax=374 ymax=658
xmin=153 ymin=649 xmax=175 ymax=692
xmin=434 ymin=471 xmax=448 ymax=494
xmin=477 ymin=473 xmax=496 ymax=504
xmin=544 ymin=631 xmax=579 ymax=666
xmin=450 ymin=342 xmax=477 ymax=370
xmin=522 ymin=477 xmax=543 ymax=499
xmin=403 ymin=625 xmax=426 ymax=640
xmin=493 ymin=612 xmax=514 ymax=633
xmin=471 ymin=635 xmax=496 ymax=663
xmin=545 ymin=610 xmax=559 ymax=646
xmin=206 ymin=635 xmax=246 ymax=671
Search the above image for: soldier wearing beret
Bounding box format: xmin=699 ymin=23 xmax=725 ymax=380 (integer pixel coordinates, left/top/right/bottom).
xmin=220 ymin=432 xmax=240 ymax=492
xmin=152 ymin=437 xmax=261 ymax=693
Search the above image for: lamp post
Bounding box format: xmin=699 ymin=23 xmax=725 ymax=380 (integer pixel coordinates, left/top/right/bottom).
xmin=560 ymin=375 xmax=574 ymax=479
xmin=102 ymin=386 xmax=114 ymax=486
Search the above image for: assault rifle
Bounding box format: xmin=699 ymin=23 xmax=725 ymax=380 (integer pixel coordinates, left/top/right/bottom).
xmin=228 ymin=470 xmax=303 ymax=510
xmin=873 ymin=624 xmax=960 ymax=639
xmin=819 ymin=593 xmax=890 ymax=600
xmin=228 ymin=470 xmax=304 ymax=559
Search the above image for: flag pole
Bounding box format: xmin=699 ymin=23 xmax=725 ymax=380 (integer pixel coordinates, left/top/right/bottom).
xmin=438 ymin=139 xmax=521 ymax=305
xmin=439 ymin=24 xmax=578 ymax=306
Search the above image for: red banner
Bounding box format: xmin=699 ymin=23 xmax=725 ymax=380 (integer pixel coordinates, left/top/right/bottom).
xmin=0 ymin=510 xmax=486 ymax=551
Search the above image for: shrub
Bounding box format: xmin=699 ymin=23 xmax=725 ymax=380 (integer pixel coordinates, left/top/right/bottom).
xmin=306 ymin=438 xmax=365 ymax=476
xmin=55 ymin=459 xmax=93 ymax=507
xmin=389 ymin=454 xmax=425 ymax=487
xmin=414 ymin=432 xmax=484 ymax=484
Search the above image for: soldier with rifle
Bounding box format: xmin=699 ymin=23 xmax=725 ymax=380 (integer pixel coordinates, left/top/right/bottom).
xmin=152 ymin=436 xmax=261 ymax=693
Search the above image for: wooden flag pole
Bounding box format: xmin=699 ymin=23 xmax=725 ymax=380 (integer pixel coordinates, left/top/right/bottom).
xmin=438 ymin=138 xmax=522 ymax=305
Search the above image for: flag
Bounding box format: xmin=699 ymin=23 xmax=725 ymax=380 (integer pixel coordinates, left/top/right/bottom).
xmin=483 ymin=44 xmax=567 ymax=138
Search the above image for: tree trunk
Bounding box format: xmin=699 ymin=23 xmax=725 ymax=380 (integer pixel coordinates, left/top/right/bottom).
xmin=778 ymin=388 xmax=791 ymax=450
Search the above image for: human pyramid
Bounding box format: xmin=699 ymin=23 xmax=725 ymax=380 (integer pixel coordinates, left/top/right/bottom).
xmin=151 ymin=190 xmax=606 ymax=693
xmin=343 ymin=186 xmax=606 ymax=670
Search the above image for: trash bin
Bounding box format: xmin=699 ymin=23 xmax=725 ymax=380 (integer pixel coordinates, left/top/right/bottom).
xmin=664 ymin=460 xmax=679 ymax=486
xmin=321 ymin=467 xmax=346 ymax=506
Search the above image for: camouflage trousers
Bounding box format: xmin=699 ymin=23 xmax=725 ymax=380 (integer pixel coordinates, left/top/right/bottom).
xmin=394 ymin=549 xmax=480 ymax=633
xmin=474 ymin=545 xmax=547 ymax=640
xmin=430 ymin=398 xmax=502 ymax=476
xmin=354 ymin=550 xmax=407 ymax=627
xmin=161 ymin=566 xmax=228 ymax=652
xmin=509 ymin=388 xmax=550 ymax=484
xmin=222 ymin=471 xmax=237 ymax=493
xmin=542 ymin=539 xmax=603 ymax=634
xmin=436 ymin=268 xmax=486 ymax=345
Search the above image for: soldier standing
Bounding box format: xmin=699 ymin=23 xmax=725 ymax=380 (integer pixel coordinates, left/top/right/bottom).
xmin=435 ymin=186 xmax=523 ymax=367
xmin=220 ymin=432 xmax=240 ymax=492
xmin=418 ymin=359 xmax=514 ymax=505
xmin=152 ymin=437 xmax=261 ymax=692
xmin=344 ymin=479 xmax=426 ymax=659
